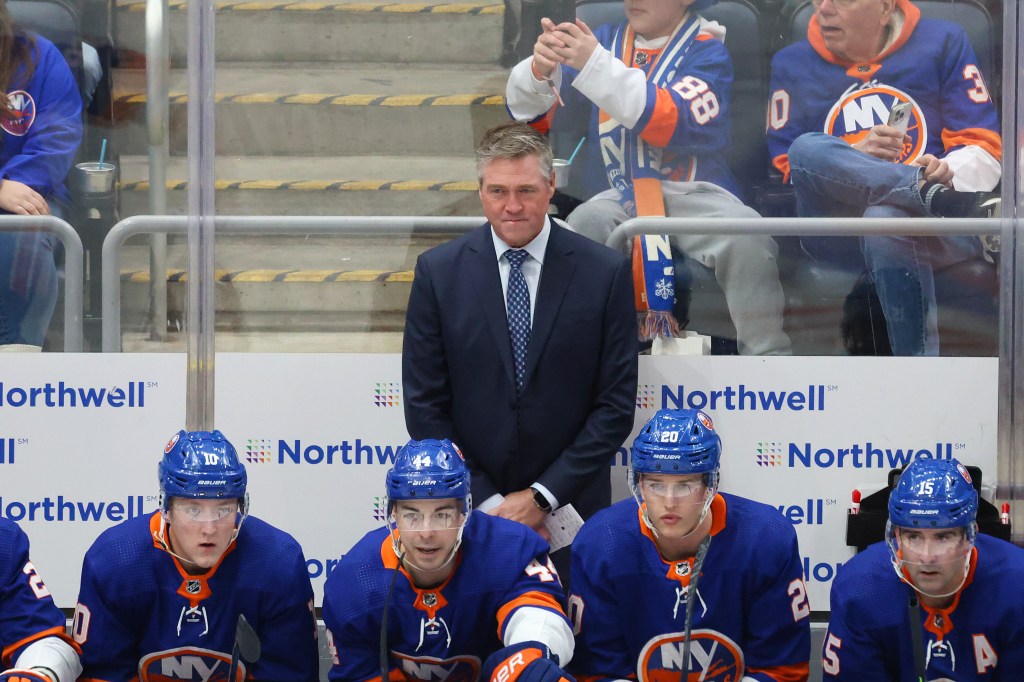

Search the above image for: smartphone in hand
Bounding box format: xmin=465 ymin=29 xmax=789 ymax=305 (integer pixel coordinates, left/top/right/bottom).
xmin=887 ymin=101 xmax=912 ymax=134
xmin=548 ymin=0 xmax=576 ymax=26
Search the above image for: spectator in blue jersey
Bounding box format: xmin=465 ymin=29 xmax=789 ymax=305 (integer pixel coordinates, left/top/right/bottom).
xmin=823 ymin=458 xmax=1024 ymax=679
xmin=0 ymin=0 xmax=81 ymax=350
xmin=74 ymin=430 xmax=319 ymax=682
xmin=0 ymin=518 xmax=81 ymax=682
xmin=768 ymin=0 xmax=1001 ymax=356
xmin=568 ymin=408 xmax=811 ymax=682
xmin=507 ymin=0 xmax=790 ymax=356
xmin=323 ymin=438 xmax=575 ymax=682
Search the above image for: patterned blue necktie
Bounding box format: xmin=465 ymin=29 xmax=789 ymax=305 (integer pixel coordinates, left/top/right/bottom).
xmin=504 ymin=249 xmax=531 ymax=393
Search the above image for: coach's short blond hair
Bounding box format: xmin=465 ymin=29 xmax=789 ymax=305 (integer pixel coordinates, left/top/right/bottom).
xmin=475 ymin=122 xmax=553 ymax=185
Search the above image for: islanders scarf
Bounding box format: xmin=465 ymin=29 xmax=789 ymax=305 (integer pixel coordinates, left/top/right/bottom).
xmin=600 ymin=15 xmax=701 ymax=340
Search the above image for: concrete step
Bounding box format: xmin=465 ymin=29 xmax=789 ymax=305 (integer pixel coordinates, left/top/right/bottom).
xmin=114 ymin=0 xmax=504 ymax=65
xmin=112 ymin=233 xmax=453 ymax=331
xmin=119 ymin=272 xmax=414 ymax=332
xmin=117 ymin=154 xmax=482 ymax=216
xmin=112 ymin=63 xmax=510 ymax=156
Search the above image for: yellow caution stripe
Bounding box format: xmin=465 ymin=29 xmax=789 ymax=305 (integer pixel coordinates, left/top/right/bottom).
xmin=122 ymin=269 xmax=415 ymax=283
xmin=119 ymin=179 xmax=476 ymax=191
xmin=115 ymin=92 xmax=503 ymax=106
xmin=118 ymin=1 xmax=502 ymax=13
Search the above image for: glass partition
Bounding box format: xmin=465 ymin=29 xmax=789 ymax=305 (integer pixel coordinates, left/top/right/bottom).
xmin=2 ymin=0 xmax=1021 ymax=678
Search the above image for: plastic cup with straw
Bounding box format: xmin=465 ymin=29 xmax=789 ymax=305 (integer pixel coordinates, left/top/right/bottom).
xmin=552 ymin=137 xmax=585 ymax=190
xmin=77 ymin=138 xmax=115 ymax=194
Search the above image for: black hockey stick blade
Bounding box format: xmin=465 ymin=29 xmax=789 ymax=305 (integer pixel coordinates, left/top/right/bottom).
xmin=227 ymin=613 xmax=262 ymax=680
xmin=237 ymin=613 xmax=262 ymax=664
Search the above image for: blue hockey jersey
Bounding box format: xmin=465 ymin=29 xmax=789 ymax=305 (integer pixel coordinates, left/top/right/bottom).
xmin=323 ymin=511 xmax=569 ymax=682
xmin=569 ymin=494 xmax=810 ymax=682
xmin=75 ymin=512 xmax=319 ymax=682
xmin=1 ymin=34 xmax=81 ymax=206
xmin=767 ymin=0 xmax=1000 ymax=182
xmin=823 ymin=533 xmax=1024 ymax=680
xmin=0 ymin=518 xmax=78 ymax=669
xmin=512 ymin=17 xmax=739 ymax=199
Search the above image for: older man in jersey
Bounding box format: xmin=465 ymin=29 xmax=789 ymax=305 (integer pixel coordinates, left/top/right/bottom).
xmin=768 ymin=0 xmax=1001 ymax=356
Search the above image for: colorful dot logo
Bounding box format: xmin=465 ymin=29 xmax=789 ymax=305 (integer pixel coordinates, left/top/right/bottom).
xmin=372 ymin=496 xmax=388 ymax=522
xmin=245 ymin=439 xmax=272 ymax=464
xmin=636 ymin=384 xmax=656 ymax=410
xmin=756 ymin=442 xmax=783 ymax=468
xmin=374 ymin=383 xmax=401 ymax=408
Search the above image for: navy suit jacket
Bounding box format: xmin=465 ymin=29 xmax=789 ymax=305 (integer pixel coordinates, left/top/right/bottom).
xmin=402 ymin=221 xmax=638 ymax=520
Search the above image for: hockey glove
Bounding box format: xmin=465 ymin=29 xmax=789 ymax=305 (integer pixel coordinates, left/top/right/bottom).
xmin=0 ymin=670 xmax=53 ymax=682
xmin=482 ymin=641 xmax=574 ymax=682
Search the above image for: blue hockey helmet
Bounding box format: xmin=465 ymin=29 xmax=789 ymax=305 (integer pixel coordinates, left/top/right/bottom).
xmin=631 ymin=408 xmax=722 ymax=476
xmin=886 ymin=458 xmax=978 ymax=598
xmin=888 ymin=458 xmax=978 ymax=530
xmin=158 ymin=430 xmax=248 ymax=512
xmin=386 ymin=438 xmax=472 ymax=513
xmin=629 ymin=409 xmax=721 ymax=525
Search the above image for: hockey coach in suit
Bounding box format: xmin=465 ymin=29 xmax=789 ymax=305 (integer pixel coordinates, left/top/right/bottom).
xmin=403 ymin=121 xmax=638 ymax=565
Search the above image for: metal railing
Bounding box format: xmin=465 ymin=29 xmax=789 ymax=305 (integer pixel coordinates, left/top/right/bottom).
xmin=0 ymin=215 xmax=84 ymax=351
xmin=606 ymin=216 xmax=1001 ymax=250
xmin=101 ymin=215 xmax=483 ymax=351
xmin=102 ymin=214 xmax=1005 ymax=352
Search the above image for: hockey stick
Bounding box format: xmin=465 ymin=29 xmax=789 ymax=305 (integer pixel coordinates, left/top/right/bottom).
xmin=681 ymin=533 xmax=712 ymax=680
xmin=380 ymin=552 xmax=406 ymax=682
xmin=227 ymin=613 xmax=262 ymax=682
xmin=907 ymin=596 xmax=927 ymax=682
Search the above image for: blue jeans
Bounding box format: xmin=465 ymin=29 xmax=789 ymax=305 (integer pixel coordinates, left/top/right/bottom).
xmin=788 ymin=133 xmax=982 ymax=356
xmin=0 ymin=207 xmax=62 ymax=346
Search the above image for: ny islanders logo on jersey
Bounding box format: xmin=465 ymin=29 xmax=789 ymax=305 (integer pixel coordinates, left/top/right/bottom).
xmin=824 ymin=83 xmax=926 ymax=165
xmin=138 ymin=647 xmax=242 ymax=681
xmin=638 ymin=629 xmax=743 ymax=682
xmin=391 ymin=651 xmax=480 ymax=682
xmin=1 ymin=90 xmax=36 ymax=136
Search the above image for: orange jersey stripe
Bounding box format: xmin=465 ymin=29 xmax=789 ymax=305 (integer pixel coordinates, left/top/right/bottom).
xmin=495 ymin=591 xmax=566 ymax=639
xmin=746 ymin=662 xmax=810 ymax=682
xmin=639 ymin=87 xmax=680 ymax=149
xmin=941 ymin=127 xmax=1002 ymax=161
xmin=2 ymin=625 xmax=79 ymax=666
xmin=772 ymin=153 xmax=791 ymax=183
xmin=528 ymin=106 xmax=556 ymax=136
